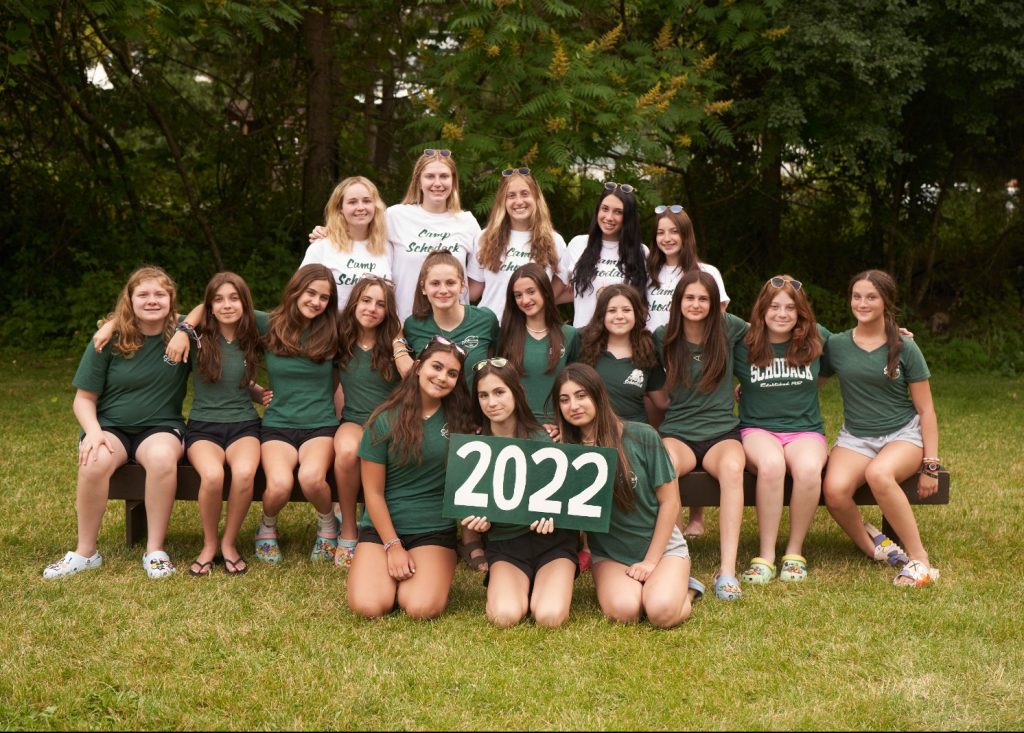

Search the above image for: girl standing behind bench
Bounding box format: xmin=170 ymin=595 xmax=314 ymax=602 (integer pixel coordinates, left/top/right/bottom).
xmin=45 ymin=266 xmax=189 ymax=580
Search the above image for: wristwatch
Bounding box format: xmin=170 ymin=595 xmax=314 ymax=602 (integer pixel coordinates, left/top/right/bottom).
xmin=922 ymin=459 xmax=940 ymax=473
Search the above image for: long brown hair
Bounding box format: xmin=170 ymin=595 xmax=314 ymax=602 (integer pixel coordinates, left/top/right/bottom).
xmin=663 ymin=270 xmax=728 ymax=393
xmin=194 ymin=272 xmax=262 ymax=387
xmin=578 ymin=284 xmax=658 ymax=369
xmin=476 ymin=172 xmax=559 ymax=274
xmin=323 ymin=176 xmax=388 ymax=255
xmin=850 ymin=269 xmax=904 ymax=380
xmin=744 ymin=275 xmax=822 ymax=368
xmin=365 ymin=338 xmax=474 ymax=465
xmin=265 ymin=264 xmax=339 ymax=362
xmin=552 ymin=364 xmax=634 ymax=513
xmin=337 ymin=276 xmax=402 ymax=383
xmin=411 ymin=249 xmax=466 ymax=320
xmin=472 ymin=361 xmax=544 ymax=439
xmin=401 ymin=149 xmax=462 ymax=212
xmin=498 ymin=263 xmax=565 ymax=374
xmin=647 ymin=209 xmax=700 ymax=287
xmin=108 ymin=265 xmax=178 ymax=357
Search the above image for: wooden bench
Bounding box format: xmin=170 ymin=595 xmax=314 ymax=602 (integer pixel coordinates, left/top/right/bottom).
xmin=108 ymin=464 xmax=950 ymax=548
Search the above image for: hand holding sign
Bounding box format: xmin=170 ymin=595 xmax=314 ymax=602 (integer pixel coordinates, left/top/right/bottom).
xmin=443 ymin=435 xmax=616 ymax=533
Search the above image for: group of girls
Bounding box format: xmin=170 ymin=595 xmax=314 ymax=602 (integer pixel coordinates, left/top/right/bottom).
xmin=45 ymin=147 xmax=941 ymax=628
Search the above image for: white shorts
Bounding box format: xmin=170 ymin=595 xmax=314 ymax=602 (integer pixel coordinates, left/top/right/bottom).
xmin=834 ymin=414 xmax=923 ymax=459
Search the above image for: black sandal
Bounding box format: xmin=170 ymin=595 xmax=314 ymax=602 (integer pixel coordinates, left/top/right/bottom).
xmin=188 ymin=559 xmax=214 ymax=577
xmin=224 ymin=556 xmax=249 ymax=576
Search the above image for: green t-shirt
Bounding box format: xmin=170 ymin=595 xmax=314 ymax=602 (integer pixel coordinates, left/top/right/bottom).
xmin=337 ymin=348 xmax=400 ymax=425
xmin=655 ymin=313 xmax=746 ymax=441
xmin=824 ymin=331 xmax=930 ymax=437
xmin=188 ymin=334 xmax=260 ymax=424
xmin=733 ymin=324 xmax=830 ymax=434
xmin=587 ymin=422 xmax=677 ymax=565
xmin=594 ymin=351 xmax=666 ymax=424
xmin=404 ymin=305 xmax=499 ymax=384
xmin=487 ymin=429 xmax=554 ymax=542
xmin=262 ymin=316 xmax=338 ymax=429
xmin=357 ymin=409 xmax=455 ymax=535
xmin=72 ymin=335 xmax=189 ymax=433
xmin=520 ymin=325 xmax=579 ymax=423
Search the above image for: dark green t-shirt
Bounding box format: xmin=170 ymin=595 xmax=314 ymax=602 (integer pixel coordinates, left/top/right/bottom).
xmin=594 ymin=351 xmax=666 ymax=424
xmin=655 ymin=312 xmax=746 ymax=441
xmin=188 ymin=333 xmax=260 ymax=424
xmin=73 ymin=335 xmax=189 ymax=433
xmin=587 ymin=422 xmax=677 ymax=565
xmin=519 ymin=325 xmax=579 ymax=423
xmin=404 ymin=305 xmax=499 ymax=384
xmin=357 ymin=408 xmax=455 ymax=535
xmin=262 ymin=315 xmax=338 ymax=429
xmin=824 ymin=331 xmax=930 ymax=437
xmin=733 ymin=324 xmax=830 ymax=434
xmin=487 ymin=429 xmax=554 ymax=542
xmin=338 ymin=347 xmax=400 ymax=425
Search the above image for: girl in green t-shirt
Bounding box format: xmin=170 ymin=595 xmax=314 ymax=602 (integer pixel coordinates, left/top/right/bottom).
xmin=822 ymin=270 xmax=941 ymax=587
xmin=496 ymin=263 xmax=579 ymax=424
xmin=734 ymin=276 xmax=829 ymax=586
xmin=553 ymin=364 xmax=703 ymax=628
xmin=346 ymin=336 xmax=475 ymax=620
xmin=655 ymin=270 xmax=747 ymax=601
xmin=404 ymin=249 xmax=499 ymax=571
xmin=462 ymin=359 xmax=579 ymax=628
xmin=332 ymin=275 xmax=412 ymax=569
xmin=44 ymin=266 xmax=188 ymax=581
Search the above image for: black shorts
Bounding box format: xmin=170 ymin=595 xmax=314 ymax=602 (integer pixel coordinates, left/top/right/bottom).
xmin=661 ymin=426 xmax=742 ymax=470
xmin=358 ymin=525 xmax=458 ymax=551
xmin=97 ymin=426 xmax=183 ymax=464
xmin=260 ymin=425 xmax=337 ymax=449
xmin=484 ymin=528 xmax=580 ymax=587
xmin=185 ymin=419 xmax=262 ymax=450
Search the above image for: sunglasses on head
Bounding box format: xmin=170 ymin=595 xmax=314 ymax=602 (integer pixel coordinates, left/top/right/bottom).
xmin=604 ymin=181 xmax=635 ymax=194
xmin=654 ymin=204 xmax=684 ymax=215
xmin=501 ymin=167 xmax=531 ymax=177
xmin=357 ymin=272 xmax=395 ymax=287
xmin=769 ymin=277 xmax=802 ymax=291
xmin=473 ymin=357 xmax=509 ymax=372
xmin=420 ymin=334 xmax=467 ymax=359
xmin=423 ymin=148 xmax=452 ymax=158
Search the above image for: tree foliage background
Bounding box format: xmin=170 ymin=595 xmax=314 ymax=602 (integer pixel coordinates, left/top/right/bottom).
xmin=2 ymin=0 xmax=1022 ymax=371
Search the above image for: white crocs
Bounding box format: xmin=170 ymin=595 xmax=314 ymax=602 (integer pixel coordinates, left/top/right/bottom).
xmin=142 ymin=550 xmax=176 ymax=579
xmin=43 ymin=550 xmax=102 ymax=579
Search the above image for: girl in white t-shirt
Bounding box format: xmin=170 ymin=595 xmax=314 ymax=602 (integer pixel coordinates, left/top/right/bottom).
xmin=467 ymin=167 xmax=570 ymax=322
xmin=562 ymin=182 xmax=649 ymax=328
xmin=387 ymin=149 xmax=481 ymax=320
xmin=646 ymin=204 xmax=729 ymax=331
xmin=301 ymin=176 xmax=391 ymax=310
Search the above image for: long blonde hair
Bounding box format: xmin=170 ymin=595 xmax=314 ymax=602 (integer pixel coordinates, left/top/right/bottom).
xmin=401 ymin=150 xmax=462 ymax=212
xmin=476 ymin=171 xmax=559 ymax=274
xmin=109 ymin=266 xmax=178 ymax=357
xmin=323 ymin=176 xmax=388 ymax=256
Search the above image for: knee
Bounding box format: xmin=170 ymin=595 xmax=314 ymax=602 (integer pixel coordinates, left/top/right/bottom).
xmin=757 ymin=456 xmax=786 ymax=483
xmin=143 ymin=450 xmax=179 ymax=476
xmin=863 ymin=463 xmax=895 ymax=491
xmin=230 ymin=463 xmax=257 ymax=488
xmin=487 ymin=601 xmax=526 ymax=629
xmin=297 ymin=467 xmax=328 ymax=492
xmin=403 ymin=598 xmax=446 ymax=621
xmin=532 ymin=604 xmax=570 ymax=629
xmin=646 ymin=601 xmax=686 ymax=629
xmin=822 ymin=479 xmax=851 ymax=509
xmin=348 ymin=598 xmax=392 ymax=620
xmin=335 ymin=444 xmax=359 ymax=471
xmin=791 ymin=463 xmax=823 ymax=490
xmin=198 ymin=465 xmax=226 ymax=491
xmin=601 ymin=597 xmax=641 ymax=625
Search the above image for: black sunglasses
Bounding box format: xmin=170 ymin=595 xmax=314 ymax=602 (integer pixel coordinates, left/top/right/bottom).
xmin=501 ymin=167 xmax=531 ymax=177
xmin=423 ymin=148 xmax=452 ymax=158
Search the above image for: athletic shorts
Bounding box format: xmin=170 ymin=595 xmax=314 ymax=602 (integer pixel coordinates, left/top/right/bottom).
xmin=260 ymin=425 xmax=337 ymax=449
xmin=660 ymin=426 xmax=742 ymax=470
xmin=185 ymin=418 xmax=261 ymax=450
xmin=740 ymin=427 xmax=827 ymax=448
xmin=834 ymin=414 xmax=923 ymax=459
xmin=484 ymin=528 xmax=580 ymax=586
xmin=357 ymin=525 xmax=458 ymax=551
xmin=94 ymin=426 xmax=183 ymax=464
xmin=591 ymin=526 xmax=690 ymax=567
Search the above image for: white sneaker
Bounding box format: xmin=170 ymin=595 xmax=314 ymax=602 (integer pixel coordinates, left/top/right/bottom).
xmin=142 ymin=550 xmax=176 ymax=579
xmin=43 ymin=551 xmax=102 ymax=579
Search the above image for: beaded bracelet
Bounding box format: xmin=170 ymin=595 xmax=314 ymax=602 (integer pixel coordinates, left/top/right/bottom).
xmin=382 ymin=537 xmax=403 ymax=552
xmin=175 ymin=321 xmax=202 ymax=349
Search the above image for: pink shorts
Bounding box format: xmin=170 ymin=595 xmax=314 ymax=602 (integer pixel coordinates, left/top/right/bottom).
xmin=740 ymin=427 xmax=827 ymax=447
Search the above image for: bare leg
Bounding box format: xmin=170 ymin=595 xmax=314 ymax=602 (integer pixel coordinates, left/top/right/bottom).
xmin=823 ymin=447 xmax=875 ymax=557
xmin=187 ymin=440 xmax=227 ymax=567
xmin=864 ymin=442 xmax=929 ymax=564
xmin=75 ymin=433 xmax=128 ymax=556
xmin=396 ymin=546 xmax=457 ymax=620
xmin=742 ymin=431 xmax=786 ymax=565
xmin=641 ymin=555 xmax=692 ymax=628
xmin=782 ymin=437 xmax=827 ymax=557
xmin=486 ymin=561 xmax=531 ymax=628
xmin=134 ymin=432 xmax=184 ymax=554
xmin=296 ymin=437 xmax=334 ymax=514
xmin=529 ymin=558 xmax=576 ymax=628
xmin=222 ymin=436 xmax=259 ymax=563
xmin=662 ymin=437 xmax=698 ymax=536
xmin=347 ymin=541 xmax=398 ymax=618
xmin=593 ymin=560 xmax=643 ymax=623
xmin=333 ymin=423 xmax=364 ymax=541
xmin=260 ymin=440 xmax=299 ymax=518
xmin=702 ymin=439 xmax=746 ymax=580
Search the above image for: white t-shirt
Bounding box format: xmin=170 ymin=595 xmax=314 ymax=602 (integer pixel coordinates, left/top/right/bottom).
xmin=467 ymin=229 xmax=571 ymax=323
xmin=646 ymin=262 xmax=729 ymax=331
xmin=386 ymin=204 xmax=481 ymax=321
xmin=564 ymin=235 xmax=649 ymax=328
xmin=300 ymin=238 xmax=392 ymax=310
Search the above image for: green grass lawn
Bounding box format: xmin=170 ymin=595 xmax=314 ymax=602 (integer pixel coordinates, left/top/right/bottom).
xmin=1 ymin=352 xmax=1022 ymax=730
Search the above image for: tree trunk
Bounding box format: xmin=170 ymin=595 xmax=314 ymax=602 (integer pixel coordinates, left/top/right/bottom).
xmin=302 ymin=1 xmax=337 ymax=230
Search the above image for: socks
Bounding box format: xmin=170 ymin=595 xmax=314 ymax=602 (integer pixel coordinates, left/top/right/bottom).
xmin=257 ymin=513 xmax=278 ymax=536
xmin=317 ymin=510 xmax=338 ymax=534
